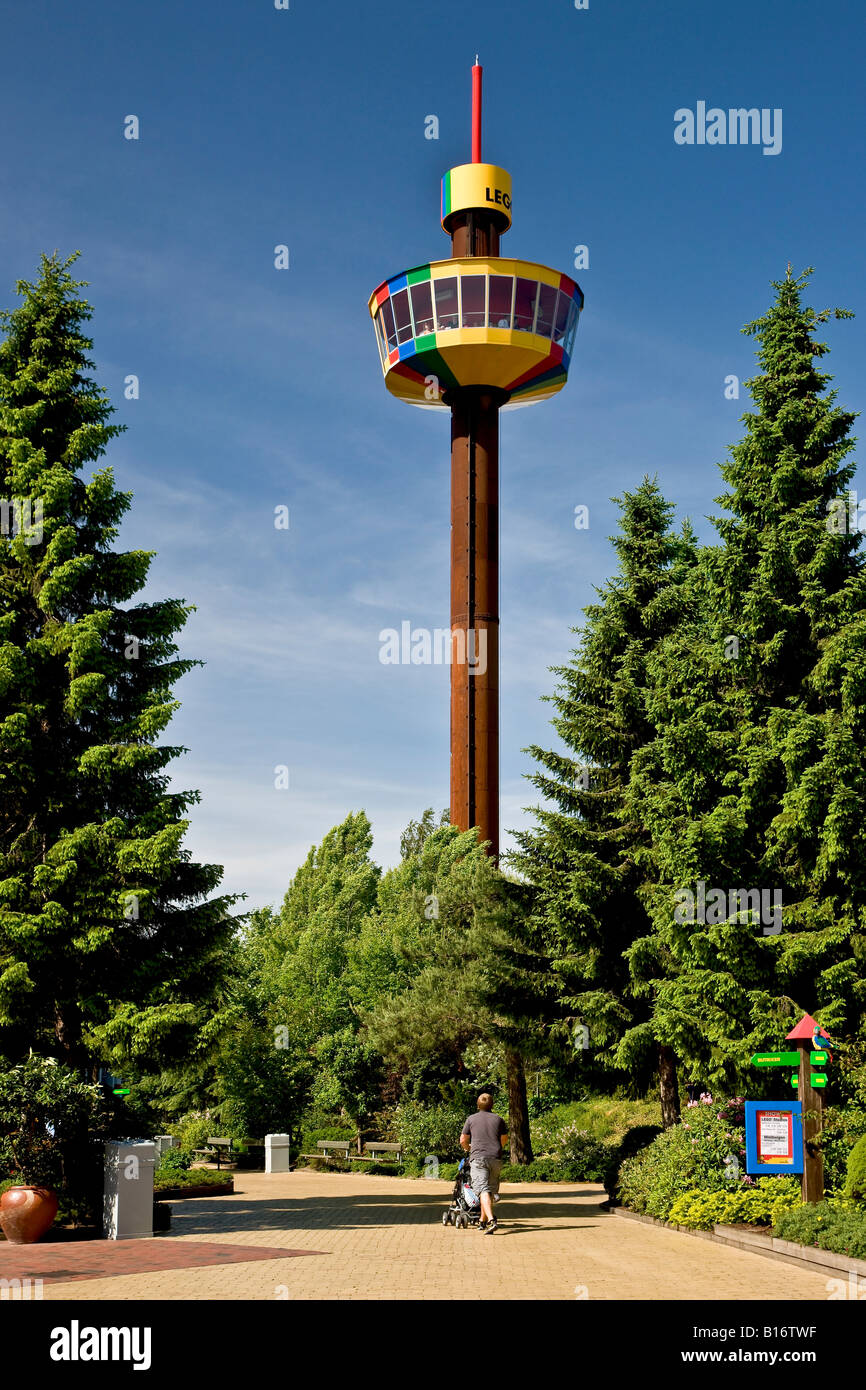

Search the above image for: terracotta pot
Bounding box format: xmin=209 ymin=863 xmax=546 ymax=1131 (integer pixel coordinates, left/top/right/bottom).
xmin=0 ymin=1186 xmax=59 ymax=1244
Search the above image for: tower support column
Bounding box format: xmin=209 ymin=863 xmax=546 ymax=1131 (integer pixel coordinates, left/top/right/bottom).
xmin=449 ymin=386 xmax=504 ymax=858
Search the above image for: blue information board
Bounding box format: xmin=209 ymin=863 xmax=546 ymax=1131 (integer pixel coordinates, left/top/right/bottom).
xmin=744 ymin=1099 xmax=803 ymax=1175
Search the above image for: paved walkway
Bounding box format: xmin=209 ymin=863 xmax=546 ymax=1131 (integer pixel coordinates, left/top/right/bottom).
xmin=20 ymin=1172 xmax=831 ymax=1301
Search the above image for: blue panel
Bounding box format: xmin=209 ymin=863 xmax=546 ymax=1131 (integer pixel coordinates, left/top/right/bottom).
xmin=398 ymin=340 xmax=417 ymax=362
xmin=389 ymin=273 xmax=408 ymax=295
xmin=744 ymin=1100 xmax=803 ymax=1175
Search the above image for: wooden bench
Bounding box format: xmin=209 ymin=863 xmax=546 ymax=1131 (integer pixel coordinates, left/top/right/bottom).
xmin=350 ymin=1142 xmax=404 ymax=1166
xmin=298 ymin=1140 xmax=352 ymax=1163
xmin=192 ymin=1137 xmax=234 ymax=1170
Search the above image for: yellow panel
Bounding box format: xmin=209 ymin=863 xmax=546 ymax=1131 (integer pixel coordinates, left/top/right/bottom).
xmin=428 ymin=258 xmax=563 ymax=290
xmin=442 ymin=164 xmax=512 ymax=230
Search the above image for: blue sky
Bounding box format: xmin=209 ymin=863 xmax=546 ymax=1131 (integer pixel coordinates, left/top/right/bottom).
xmin=1 ymin=0 xmax=864 ymax=909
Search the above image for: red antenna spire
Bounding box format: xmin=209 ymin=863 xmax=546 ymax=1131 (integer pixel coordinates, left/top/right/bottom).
xmin=472 ymin=58 xmax=482 ymax=163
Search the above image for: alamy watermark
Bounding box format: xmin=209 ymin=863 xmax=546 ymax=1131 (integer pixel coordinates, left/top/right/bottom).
xmin=826 ymin=490 xmax=866 ymax=534
xmin=674 ymin=882 xmax=782 ymax=935
xmin=0 ymin=496 xmax=43 ymax=545
xmin=379 ymin=622 xmax=487 ymax=674
xmin=674 ymin=103 xmax=782 ymax=156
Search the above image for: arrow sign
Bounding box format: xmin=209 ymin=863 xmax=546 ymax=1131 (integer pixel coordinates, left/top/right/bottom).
xmin=810 ymin=1050 xmax=830 ymax=1066
xmin=791 ymin=1073 xmax=827 ymax=1089
xmin=751 ymin=1051 xmax=800 ymax=1067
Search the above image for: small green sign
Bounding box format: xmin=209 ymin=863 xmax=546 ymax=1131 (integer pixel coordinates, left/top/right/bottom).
xmin=810 ymin=1050 xmax=830 ymax=1066
xmin=751 ymin=1051 xmax=800 ymax=1067
xmin=112 ymin=1087 xmax=130 ymax=1096
xmin=790 ymin=1073 xmax=827 ymax=1089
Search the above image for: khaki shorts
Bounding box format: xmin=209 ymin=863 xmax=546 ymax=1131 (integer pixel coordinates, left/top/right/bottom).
xmin=469 ymin=1157 xmax=502 ymax=1197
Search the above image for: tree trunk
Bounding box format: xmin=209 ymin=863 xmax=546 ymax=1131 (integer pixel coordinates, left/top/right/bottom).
xmin=54 ymin=1004 xmax=86 ymax=1070
xmin=658 ymin=1044 xmax=680 ymax=1128
xmin=505 ymin=1048 xmax=533 ymax=1163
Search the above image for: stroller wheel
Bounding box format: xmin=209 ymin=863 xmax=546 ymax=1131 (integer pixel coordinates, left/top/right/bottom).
xmin=442 ymin=1210 xmax=452 ymax=1226
xmin=455 ymin=1212 xmax=468 ymax=1229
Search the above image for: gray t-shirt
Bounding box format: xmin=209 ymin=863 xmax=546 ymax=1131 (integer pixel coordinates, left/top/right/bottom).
xmin=461 ymin=1110 xmax=507 ymax=1160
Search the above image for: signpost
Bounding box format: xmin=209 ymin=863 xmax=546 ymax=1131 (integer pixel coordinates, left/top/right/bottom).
xmin=749 ymin=1013 xmax=831 ymax=1203
xmin=750 ymin=1051 xmax=800 ymax=1067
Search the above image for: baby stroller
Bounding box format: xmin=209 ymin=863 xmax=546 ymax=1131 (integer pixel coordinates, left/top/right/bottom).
xmin=441 ymin=1157 xmax=482 ymax=1229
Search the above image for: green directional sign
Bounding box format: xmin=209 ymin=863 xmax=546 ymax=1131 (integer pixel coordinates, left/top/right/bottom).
xmin=751 ymin=1051 xmax=800 ymax=1067
xmin=810 ymin=1050 xmax=830 ymax=1066
xmin=791 ymin=1073 xmax=827 ymax=1089
xmin=112 ymin=1087 xmax=130 ymax=1096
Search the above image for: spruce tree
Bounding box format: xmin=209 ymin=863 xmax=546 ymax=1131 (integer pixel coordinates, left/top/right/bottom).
xmin=633 ymin=269 xmax=865 ymax=1086
xmin=0 ymin=253 xmax=235 ymax=1070
xmin=511 ymin=480 xmax=696 ymax=1124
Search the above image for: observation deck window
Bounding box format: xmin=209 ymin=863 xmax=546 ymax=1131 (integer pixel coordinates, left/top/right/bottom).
xmin=461 ymin=275 xmax=486 ymax=328
xmin=410 ymin=281 xmax=434 ymax=337
xmin=553 ymin=291 xmax=570 ymax=346
xmin=380 ymin=297 xmax=397 ymax=351
xmin=488 ymin=275 xmax=514 ymax=328
xmin=392 ymin=288 xmax=413 ymax=344
xmin=514 ymin=277 xmax=537 ymax=332
xmin=535 ymin=283 xmax=558 ymax=338
xmin=565 ymin=299 xmax=580 ymax=356
xmin=435 ymin=277 xmax=459 ymax=330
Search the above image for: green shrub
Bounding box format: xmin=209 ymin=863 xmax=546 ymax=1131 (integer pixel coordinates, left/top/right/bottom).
xmin=530 ymin=1097 xmax=662 ymax=1155
xmin=819 ymin=1105 xmax=866 ymax=1193
xmin=157 ymin=1148 xmax=192 ymax=1174
xmin=774 ymin=1202 xmax=866 ymax=1260
xmin=617 ymin=1095 xmax=746 ymax=1220
xmin=552 ymin=1125 xmax=610 ymax=1180
xmin=499 ymin=1159 xmax=592 ymax=1183
xmin=603 ymin=1125 xmax=663 ymax=1201
xmin=393 ymin=1101 xmax=466 ymax=1165
xmin=668 ymin=1177 xmax=801 ymax=1230
xmin=170 ymin=1112 xmax=219 ymax=1154
xmin=0 ymin=1057 xmax=106 ymax=1190
xmin=844 ymin=1134 xmax=866 ymax=1204
xmin=153 ymin=1168 xmax=233 ymax=1192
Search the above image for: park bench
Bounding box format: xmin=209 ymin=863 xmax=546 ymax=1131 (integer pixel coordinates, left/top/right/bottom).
xmin=351 ymin=1142 xmax=404 ymax=1166
xmin=298 ymin=1140 xmax=353 ymax=1163
xmin=192 ymin=1137 xmax=234 ymax=1170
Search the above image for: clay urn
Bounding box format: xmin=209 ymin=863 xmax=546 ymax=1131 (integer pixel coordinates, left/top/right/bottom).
xmin=0 ymin=1186 xmax=59 ymax=1244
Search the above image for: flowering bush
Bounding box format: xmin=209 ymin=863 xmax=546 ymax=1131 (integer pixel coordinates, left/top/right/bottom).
xmin=617 ymin=1095 xmax=748 ymax=1220
xmin=553 ymin=1124 xmax=610 ymax=1180
xmin=668 ymin=1177 xmax=800 ymax=1229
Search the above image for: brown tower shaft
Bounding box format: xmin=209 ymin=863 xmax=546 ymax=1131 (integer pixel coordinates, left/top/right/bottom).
xmin=447 ymin=210 xmax=505 ymax=857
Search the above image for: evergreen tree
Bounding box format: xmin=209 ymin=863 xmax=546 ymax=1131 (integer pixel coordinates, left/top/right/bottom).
xmin=632 ymin=269 xmax=865 ymax=1086
xmin=511 ymin=479 xmax=696 ymax=1124
xmin=0 ymin=253 xmax=236 ymax=1069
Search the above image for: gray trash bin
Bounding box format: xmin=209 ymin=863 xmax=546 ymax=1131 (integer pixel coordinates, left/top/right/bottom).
xmin=103 ymin=1139 xmax=156 ymax=1239
xmin=265 ymin=1133 xmax=292 ymax=1174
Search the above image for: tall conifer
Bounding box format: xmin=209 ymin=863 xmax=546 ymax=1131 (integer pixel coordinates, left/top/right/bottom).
xmin=0 ymin=253 xmax=235 ymax=1069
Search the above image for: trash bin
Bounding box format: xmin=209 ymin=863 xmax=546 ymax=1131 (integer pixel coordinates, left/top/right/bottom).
xmin=103 ymin=1140 xmax=156 ymax=1239
xmin=153 ymin=1135 xmax=176 ymax=1161
xmin=265 ymin=1133 xmax=292 ymax=1174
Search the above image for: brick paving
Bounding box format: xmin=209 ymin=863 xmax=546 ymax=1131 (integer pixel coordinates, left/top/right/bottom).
xmin=0 ymin=1238 xmax=321 ymax=1284
xmin=18 ymin=1172 xmax=834 ymax=1301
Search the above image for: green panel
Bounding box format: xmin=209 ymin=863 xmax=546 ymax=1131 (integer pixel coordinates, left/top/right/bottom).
xmin=810 ymin=1050 xmax=829 ymax=1066
xmin=411 ymin=346 xmax=460 ymax=392
xmin=414 ymin=333 xmax=437 ymax=351
xmin=408 ymin=266 xmax=431 ymax=285
xmin=751 ymin=1051 xmax=800 ymax=1067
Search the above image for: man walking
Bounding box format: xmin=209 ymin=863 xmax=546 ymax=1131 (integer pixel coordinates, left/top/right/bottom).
xmin=460 ymin=1090 xmax=508 ymax=1233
